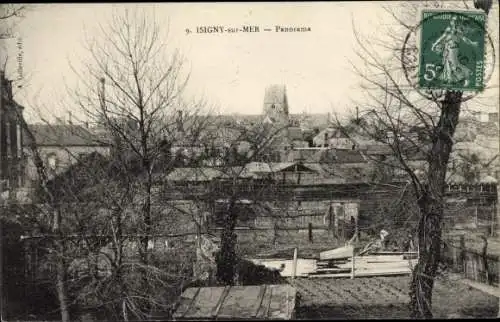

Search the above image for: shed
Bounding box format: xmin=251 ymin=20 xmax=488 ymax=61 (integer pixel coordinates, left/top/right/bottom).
xmin=173 ymin=284 xmax=297 ymax=320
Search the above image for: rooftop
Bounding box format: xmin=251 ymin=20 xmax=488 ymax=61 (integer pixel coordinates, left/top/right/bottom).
xmin=23 ymin=124 xmax=112 ymax=147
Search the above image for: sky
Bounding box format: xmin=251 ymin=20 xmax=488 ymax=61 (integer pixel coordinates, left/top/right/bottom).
xmin=1 ymin=1 xmax=499 ymax=124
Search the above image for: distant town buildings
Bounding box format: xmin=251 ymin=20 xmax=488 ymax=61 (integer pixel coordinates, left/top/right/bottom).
xmin=1 ymin=81 xmax=497 ymax=195
xmin=22 ymin=123 xmax=112 ymax=186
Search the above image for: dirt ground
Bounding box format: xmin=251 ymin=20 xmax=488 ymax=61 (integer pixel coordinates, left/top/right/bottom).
xmin=291 ymin=275 xmax=499 ymax=319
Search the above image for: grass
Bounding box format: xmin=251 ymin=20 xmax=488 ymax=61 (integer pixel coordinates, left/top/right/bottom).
xmin=292 ymin=275 xmax=499 ymax=319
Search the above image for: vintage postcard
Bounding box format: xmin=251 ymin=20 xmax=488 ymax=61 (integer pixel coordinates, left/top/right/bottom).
xmin=0 ymin=2 xmax=499 ymax=321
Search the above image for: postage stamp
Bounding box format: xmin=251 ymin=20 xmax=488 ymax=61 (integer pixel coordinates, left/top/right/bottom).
xmin=418 ymin=9 xmax=487 ymax=92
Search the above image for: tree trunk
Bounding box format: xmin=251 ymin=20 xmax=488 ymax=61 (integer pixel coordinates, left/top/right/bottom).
xmin=140 ymin=177 xmax=152 ymax=314
xmin=217 ymin=201 xmax=238 ymax=285
xmin=409 ymin=91 xmax=461 ymax=318
xmin=410 ymin=190 xmax=444 ymax=318
xmin=53 ymin=210 xmax=70 ymax=322
xmin=140 ymin=180 xmax=152 ymax=266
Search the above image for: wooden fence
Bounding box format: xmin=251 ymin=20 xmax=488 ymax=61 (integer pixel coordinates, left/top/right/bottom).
xmin=441 ymin=236 xmax=499 ymax=286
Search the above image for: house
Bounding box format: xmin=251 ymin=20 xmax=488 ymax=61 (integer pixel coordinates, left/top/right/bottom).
xmin=0 ymin=71 xmax=25 ymax=190
xmin=312 ymin=128 xmax=353 ymax=149
xmin=22 ymin=123 xmax=112 ymax=186
xmin=43 ymin=151 xmax=113 ymax=203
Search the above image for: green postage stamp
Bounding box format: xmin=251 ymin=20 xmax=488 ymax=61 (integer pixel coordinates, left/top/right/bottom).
xmin=418 ymin=9 xmax=487 ymax=92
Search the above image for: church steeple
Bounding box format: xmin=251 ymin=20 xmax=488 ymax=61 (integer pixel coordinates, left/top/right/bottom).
xmin=262 ymin=85 xmax=289 ymax=125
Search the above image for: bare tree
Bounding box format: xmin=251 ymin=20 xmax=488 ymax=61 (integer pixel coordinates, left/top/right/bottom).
xmin=191 ymin=119 xmax=296 ymax=285
xmin=11 ymin=115 xmax=72 ymax=321
xmin=333 ymin=0 xmax=497 ymax=318
xmin=65 ymin=7 xmax=215 ymax=319
xmin=0 ymin=4 xmax=29 ymax=39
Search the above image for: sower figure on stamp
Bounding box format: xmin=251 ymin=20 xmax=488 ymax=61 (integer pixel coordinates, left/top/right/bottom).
xmin=431 ymin=16 xmax=478 ymax=87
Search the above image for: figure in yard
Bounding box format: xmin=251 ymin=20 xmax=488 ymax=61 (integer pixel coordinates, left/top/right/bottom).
xmin=358 ymin=229 xmax=390 ymax=255
xmin=431 ymin=16 xmax=478 ymax=87
xmin=402 ymin=232 xmax=416 ymax=252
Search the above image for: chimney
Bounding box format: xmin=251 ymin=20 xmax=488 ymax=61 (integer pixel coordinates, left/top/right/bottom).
xmin=84 ymin=121 xmax=89 ymax=129
xmin=68 ymin=111 xmax=72 ymax=125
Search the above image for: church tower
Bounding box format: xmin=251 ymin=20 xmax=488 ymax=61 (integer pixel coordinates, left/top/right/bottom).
xmin=262 ymin=85 xmax=289 ymax=125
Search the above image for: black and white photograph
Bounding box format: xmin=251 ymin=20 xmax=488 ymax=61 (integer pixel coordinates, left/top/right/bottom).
xmin=0 ymin=1 xmax=499 ymax=320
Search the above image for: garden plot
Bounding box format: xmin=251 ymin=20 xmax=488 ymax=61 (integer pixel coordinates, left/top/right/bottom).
xmin=292 ymin=276 xmax=499 ymax=319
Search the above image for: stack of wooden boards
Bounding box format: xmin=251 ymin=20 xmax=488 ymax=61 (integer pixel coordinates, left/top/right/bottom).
xmin=248 ymin=246 xmax=419 ymax=279
xmin=309 ymin=245 xmax=419 ymax=278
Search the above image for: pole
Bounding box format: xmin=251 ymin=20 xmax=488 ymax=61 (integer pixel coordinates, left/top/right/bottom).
xmin=292 ymin=247 xmax=298 ymax=279
xmin=351 ymin=251 xmax=355 ymax=279
xmin=491 ymin=204 xmax=495 ymax=237
xmin=460 ymin=235 xmax=466 ymax=273
xmin=475 ymin=206 xmax=478 ymax=227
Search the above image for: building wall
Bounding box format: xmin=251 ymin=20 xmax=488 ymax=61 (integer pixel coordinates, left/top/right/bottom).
xmin=23 ymin=145 xmax=111 ymax=185
xmin=0 ymin=72 xmax=25 ymax=190
xmin=328 ymin=137 xmax=353 ymax=149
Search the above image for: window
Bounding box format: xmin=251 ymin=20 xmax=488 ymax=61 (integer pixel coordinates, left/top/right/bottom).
xmin=78 ymin=153 xmax=88 ymax=160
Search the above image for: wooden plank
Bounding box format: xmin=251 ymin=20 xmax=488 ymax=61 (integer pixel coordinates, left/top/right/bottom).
xmin=211 ymin=286 xmax=231 ymax=319
xmin=173 ymin=287 xmax=200 ymax=319
xmin=335 ymin=260 xmax=417 ymax=268
xmin=218 ymin=285 xmax=262 ymax=319
xmin=308 ymin=269 xmax=412 ymax=278
xmin=356 ymin=267 xmax=416 ymax=274
xmin=356 ymin=255 xmax=406 ymax=261
xmin=333 ymin=264 xmax=415 ymax=272
xmin=287 ymin=286 xmax=297 ymax=319
xmin=184 ymin=286 xmax=227 ymax=319
xmin=251 ymin=285 xmax=267 ymax=318
xmin=369 ymin=251 xmax=418 ymax=256
xmin=319 ymin=245 xmax=354 ymax=260
xmin=292 ymin=248 xmax=298 ymax=279
xmin=357 ymin=256 xmax=418 ymax=262
xmin=361 ymin=260 xmax=418 ymax=264
xmin=256 ymin=285 xmax=273 ymax=319
xmin=268 ymin=285 xmax=296 ymax=320
xmin=353 ymin=262 xmax=417 ymax=267
xmin=350 ymin=260 xmax=418 ymax=267
xmin=315 ymin=267 xmax=352 ymax=273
